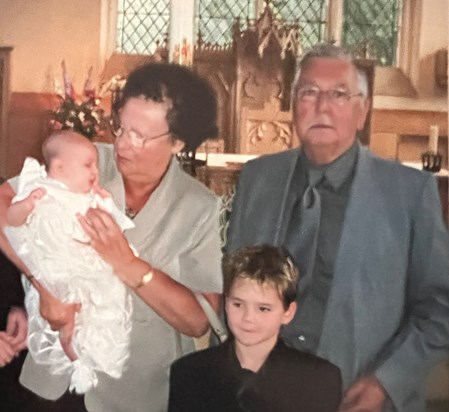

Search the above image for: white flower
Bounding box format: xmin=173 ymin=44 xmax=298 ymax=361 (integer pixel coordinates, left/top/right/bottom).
xmin=91 ymin=111 xmax=100 ymax=122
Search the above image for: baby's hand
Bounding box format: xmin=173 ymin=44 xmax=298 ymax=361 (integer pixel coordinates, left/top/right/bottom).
xmin=93 ymin=186 xmax=111 ymax=199
xmin=25 ymin=187 xmax=47 ymax=210
xmin=29 ymin=187 xmax=47 ymax=201
xmin=19 ymin=187 xmax=47 ymax=205
xmin=6 ymin=187 xmax=47 ymax=226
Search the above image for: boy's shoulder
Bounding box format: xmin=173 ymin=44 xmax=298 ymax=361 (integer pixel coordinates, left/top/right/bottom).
xmin=250 ymin=340 xmax=342 ymax=411
xmin=171 ymin=343 xmax=225 ymax=373
xmin=273 ymin=340 xmax=340 ymax=375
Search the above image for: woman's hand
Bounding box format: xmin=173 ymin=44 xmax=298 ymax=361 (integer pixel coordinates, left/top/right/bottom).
xmin=78 ymin=207 xmax=219 ymax=337
xmin=0 ymin=333 xmax=16 ymax=367
xmin=77 ymin=207 xmax=136 ymax=278
xmin=59 ymin=325 xmax=78 ymax=361
xmin=5 ymin=306 xmax=28 ymax=353
xmin=33 ymin=280 xmax=80 ymax=360
xmin=0 ymin=306 xmax=29 ymax=367
xmin=33 ymin=279 xmax=80 ymax=332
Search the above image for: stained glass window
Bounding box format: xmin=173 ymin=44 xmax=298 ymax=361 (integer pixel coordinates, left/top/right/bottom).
xmin=115 ymin=1 xmax=403 ymax=66
xmin=271 ymin=0 xmax=327 ymax=50
xmin=116 ymin=0 xmax=170 ymax=54
xmin=196 ymin=0 xmax=255 ymax=45
xmin=342 ymin=0 xmax=402 ymax=66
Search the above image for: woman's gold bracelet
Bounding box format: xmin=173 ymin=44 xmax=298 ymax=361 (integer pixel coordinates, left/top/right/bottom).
xmin=135 ymin=269 xmax=154 ymax=289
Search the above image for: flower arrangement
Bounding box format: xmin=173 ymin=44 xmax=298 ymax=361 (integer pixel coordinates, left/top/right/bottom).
xmin=50 ymin=61 xmax=106 ymax=140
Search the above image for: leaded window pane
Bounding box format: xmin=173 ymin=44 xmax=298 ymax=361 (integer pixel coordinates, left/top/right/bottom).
xmin=116 ymin=0 xmax=170 ymax=54
xmin=271 ymin=0 xmax=327 ymax=50
xmin=342 ymin=0 xmax=402 ymax=66
xmin=196 ymin=0 xmax=255 ymax=45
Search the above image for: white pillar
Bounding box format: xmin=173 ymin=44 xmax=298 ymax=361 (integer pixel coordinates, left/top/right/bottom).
xmin=326 ymin=0 xmax=344 ymax=44
xmin=169 ymin=0 xmax=195 ymax=64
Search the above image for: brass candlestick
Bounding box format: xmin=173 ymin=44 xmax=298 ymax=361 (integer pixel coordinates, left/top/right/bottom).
xmin=421 ymin=151 xmax=442 ymax=172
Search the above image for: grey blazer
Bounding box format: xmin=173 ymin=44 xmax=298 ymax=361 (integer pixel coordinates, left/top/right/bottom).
xmin=227 ymin=146 xmax=449 ymax=412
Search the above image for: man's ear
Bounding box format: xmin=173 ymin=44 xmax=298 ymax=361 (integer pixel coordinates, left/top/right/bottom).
xmin=282 ymin=301 xmax=297 ymax=325
xmin=357 ymin=97 xmax=370 ymax=131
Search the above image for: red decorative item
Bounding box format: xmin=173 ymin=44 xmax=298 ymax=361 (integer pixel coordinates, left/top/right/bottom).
xmin=51 ymin=62 xmax=105 ymax=140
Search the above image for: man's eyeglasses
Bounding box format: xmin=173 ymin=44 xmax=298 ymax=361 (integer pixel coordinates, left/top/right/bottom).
xmin=297 ymin=86 xmax=363 ymax=106
xmin=111 ymin=124 xmax=170 ymax=149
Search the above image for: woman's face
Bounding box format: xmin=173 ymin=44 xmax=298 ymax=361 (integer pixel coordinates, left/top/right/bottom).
xmin=114 ymin=97 xmax=185 ymax=185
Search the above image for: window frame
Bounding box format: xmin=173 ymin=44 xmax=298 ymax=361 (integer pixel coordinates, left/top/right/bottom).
xmin=105 ymin=0 xmax=416 ymax=71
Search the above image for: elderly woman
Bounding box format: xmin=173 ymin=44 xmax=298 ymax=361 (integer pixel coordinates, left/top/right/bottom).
xmin=0 ymin=63 xmax=222 ymax=411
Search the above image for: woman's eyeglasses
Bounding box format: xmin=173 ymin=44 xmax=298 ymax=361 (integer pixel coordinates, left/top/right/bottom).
xmin=110 ymin=122 xmax=170 ymax=149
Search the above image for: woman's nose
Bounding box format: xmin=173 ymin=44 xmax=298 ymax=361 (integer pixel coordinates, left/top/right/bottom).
xmin=115 ymin=131 xmax=132 ymax=151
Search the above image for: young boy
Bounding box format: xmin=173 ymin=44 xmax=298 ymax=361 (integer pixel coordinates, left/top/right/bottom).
xmin=168 ymin=244 xmax=342 ymax=412
xmin=4 ymin=131 xmax=134 ymax=394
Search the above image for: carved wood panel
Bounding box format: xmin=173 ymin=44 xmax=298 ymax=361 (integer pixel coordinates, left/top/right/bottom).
xmin=193 ymin=46 xmax=236 ymax=152
xmin=239 ymin=97 xmax=298 ymax=154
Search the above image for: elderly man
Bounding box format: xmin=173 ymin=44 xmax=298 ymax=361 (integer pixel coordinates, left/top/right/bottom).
xmin=227 ymin=43 xmax=449 ymax=412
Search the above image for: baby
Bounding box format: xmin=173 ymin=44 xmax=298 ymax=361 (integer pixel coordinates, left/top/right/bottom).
xmin=5 ymin=131 xmax=134 ymax=394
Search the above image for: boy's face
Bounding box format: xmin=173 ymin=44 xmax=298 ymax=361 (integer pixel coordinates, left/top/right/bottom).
xmin=226 ymin=277 xmax=296 ymax=350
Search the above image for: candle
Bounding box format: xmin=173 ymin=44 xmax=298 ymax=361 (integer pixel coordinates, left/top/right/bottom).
xmin=428 ymin=125 xmax=439 ymax=153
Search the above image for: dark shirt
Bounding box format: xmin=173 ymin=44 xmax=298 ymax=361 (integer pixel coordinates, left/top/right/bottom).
xmin=0 ymin=251 xmax=30 ymax=412
xmin=282 ymin=144 xmax=358 ymax=352
xmin=0 ymin=252 xmax=86 ymax=412
xmin=0 ymin=251 xmax=24 ymax=329
xmin=169 ymin=337 xmax=342 ymax=412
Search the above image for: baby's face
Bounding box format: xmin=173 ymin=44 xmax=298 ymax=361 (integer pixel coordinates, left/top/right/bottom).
xmin=59 ymin=144 xmax=99 ymax=193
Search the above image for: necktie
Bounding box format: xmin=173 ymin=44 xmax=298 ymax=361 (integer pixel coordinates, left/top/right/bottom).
xmin=282 ymin=168 xmax=324 ymax=347
xmin=295 ymin=169 xmax=324 ymax=292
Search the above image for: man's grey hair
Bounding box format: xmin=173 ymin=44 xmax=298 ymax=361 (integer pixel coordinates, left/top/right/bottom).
xmin=291 ymin=43 xmax=369 ymax=109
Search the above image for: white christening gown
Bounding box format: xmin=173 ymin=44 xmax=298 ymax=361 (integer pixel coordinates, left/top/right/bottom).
xmin=5 ymin=157 xmax=134 ymax=394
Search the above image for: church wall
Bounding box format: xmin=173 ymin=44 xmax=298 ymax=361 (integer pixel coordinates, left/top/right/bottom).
xmin=0 ymin=0 xmax=447 ymax=177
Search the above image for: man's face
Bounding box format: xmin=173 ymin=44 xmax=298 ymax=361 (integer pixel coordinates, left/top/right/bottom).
xmin=293 ymin=57 xmax=369 ymax=162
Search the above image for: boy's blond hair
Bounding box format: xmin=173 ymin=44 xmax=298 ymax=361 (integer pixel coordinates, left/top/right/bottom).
xmin=222 ymin=244 xmax=298 ymax=309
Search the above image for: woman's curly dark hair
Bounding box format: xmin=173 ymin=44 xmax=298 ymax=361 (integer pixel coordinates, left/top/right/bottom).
xmin=115 ymin=63 xmax=218 ymax=152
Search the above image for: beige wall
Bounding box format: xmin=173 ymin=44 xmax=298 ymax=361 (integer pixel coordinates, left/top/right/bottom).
xmin=0 ymin=0 xmax=447 ymax=95
xmin=416 ymin=0 xmax=448 ymax=97
xmin=0 ymin=0 xmax=103 ymax=93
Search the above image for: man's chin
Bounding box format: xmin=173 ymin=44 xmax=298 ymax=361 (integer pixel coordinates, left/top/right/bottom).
xmin=304 ymin=135 xmax=338 ymax=148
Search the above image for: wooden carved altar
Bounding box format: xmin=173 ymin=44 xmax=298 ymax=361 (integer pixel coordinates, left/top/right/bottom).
xmin=193 ymin=4 xmax=299 ymax=154
xmin=193 ymin=3 xmax=375 ymax=154
xmin=103 ymin=3 xmax=375 ymax=156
